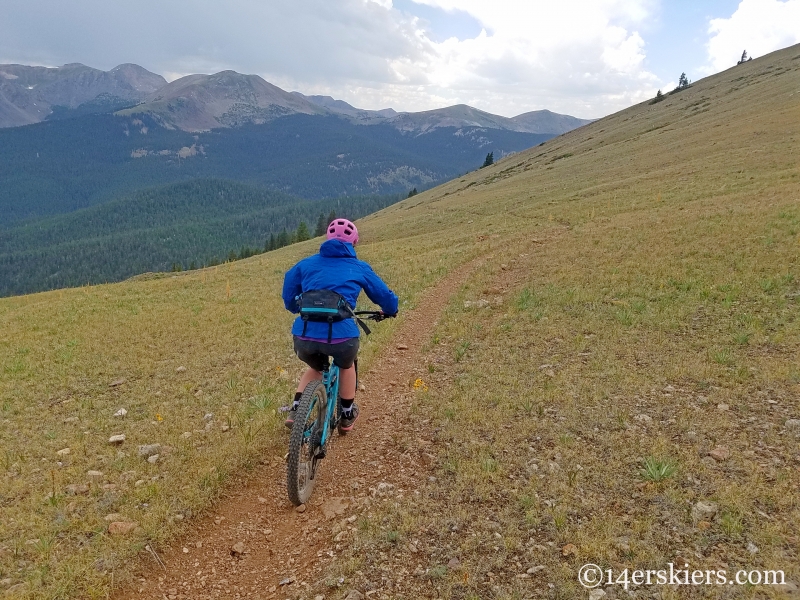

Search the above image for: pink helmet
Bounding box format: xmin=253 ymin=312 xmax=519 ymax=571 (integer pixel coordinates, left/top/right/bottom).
xmin=326 ymin=218 xmax=359 ymax=245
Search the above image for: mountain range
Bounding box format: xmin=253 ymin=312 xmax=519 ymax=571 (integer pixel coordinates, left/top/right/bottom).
xmin=0 ymin=62 xmax=592 ymax=134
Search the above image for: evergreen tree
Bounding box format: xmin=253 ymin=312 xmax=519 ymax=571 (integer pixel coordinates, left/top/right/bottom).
xmin=327 ymin=210 xmax=336 ymax=226
xmin=407 ymin=188 xmax=418 ymax=198
xmin=227 ymin=250 xmax=237 ymax=263
xmin=677 ymin=73 xmax=690 ymax=89
xmin=277 ymin=229 xmax=290 ymax=248
xmin=737 ymin=50 xmax=748 ymax=65
xmin=650 ymin=89 xmax=665 ymax=104
xmin=266 ymin=233 xmax=276 ymax=252
xmin=314 ymin=213 xmax=327 ymax=237
xmin=296 ymin=221 xmax=311 ymax=242
xmin=481 ymin=152 xmax=494 ymax=168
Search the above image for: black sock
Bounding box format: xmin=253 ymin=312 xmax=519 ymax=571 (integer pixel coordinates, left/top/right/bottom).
xmin=340 ymin=398 xmax=354 ymax=413
xmin=292 ymin=392 xmax=302 ymax=408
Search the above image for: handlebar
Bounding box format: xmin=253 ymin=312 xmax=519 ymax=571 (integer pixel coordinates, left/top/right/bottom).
xmin=354 ymin=310 xmax=397 ymax=322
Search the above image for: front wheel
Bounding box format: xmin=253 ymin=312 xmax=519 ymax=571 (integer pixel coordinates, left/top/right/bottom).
xmin=287 ymin=380 xmax=327 ymax=506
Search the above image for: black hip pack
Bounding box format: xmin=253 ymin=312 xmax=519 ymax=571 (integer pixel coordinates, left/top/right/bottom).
xmin=296 ymin=289 xmax=370 ymax=342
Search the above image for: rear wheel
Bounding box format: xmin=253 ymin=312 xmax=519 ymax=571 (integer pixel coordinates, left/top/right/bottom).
xmin=287 ymin=380 xmax=327 ymax=506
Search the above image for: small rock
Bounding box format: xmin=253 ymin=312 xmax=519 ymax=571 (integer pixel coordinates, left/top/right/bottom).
xmin=747 ymin=541 xmax=759 ymax=554
xmin=221 ymin=424 xmax=230 ymax=432
xmin=203 ymin=413 xmax=214 ymax=421
xmin=396 ymin=344 xmax=408 ymax=350
xmin=376 ymin=481 xmax=394 ymax=495
xmin=785 ymin=419 xmax=800 ymax=432
xmin=63 ymin=416 xmax=79 ymax=423
xmin=717 ymin=403 xmax=729 ymax=411
xmin=561 ymin=543 xmax=578 ymax=557
xmin=774 ymin=581 xmax=799 ymax=595
xmin=344 ymin=591 xmax=364 ymax=600
xmin=113 ymin=408 xmax=128 ymax=418
xmin=138 ymin=444 xmax=161 ymax=458
xmin=322 ymin=496 xmax=350 ymax=520
xmin=448 ymin=557 xmax=460 ymax=569
xmin=589 ymin=590 xmax=607 ymax=600
xmin=87 ymin=470 xmax=104 ymax=481
xmin=0 ymin=578 xmax=13 ymax=588
xmin=359 ymin=383 xmax=366 ymax=392
xmin=108 ymin=434 xmax=126 ymax=445
xmin=613 ymin=539 xmax=630 ymax=553
xmin=701 ymin=456 xmax=718 ymax=468
xmin=230 ymin=542 xmax=245 ymax=557
xmin=108 ymin=521 xmax=138 ymax=535
xmin=5 ymin=583 xmax=25 ymax=594
xmin=663 ymin=385 xmax=676 ymax=392
xmin=633 ymin=414 xmax=652 ymax=423
xmin=279 ymin=577 xmax=294 ymax=586
xmin=697 ymin=520 xmax=712 ymax=530
xmin=181 ymin=431 xmax=191 ymax=438
xmin=104 ymin=513 xmax=123 ymax=522
xmin=101 ymin=484 xmax=117 ymax=491
xmin=134 ymin=479 xmax=145 ymax=486
xmin=527 ymin=565 xmax=545 ymax=574
xmin=314 ymin=596 xmax=325 ymax=600
xmin=692 ymin=500 xmax=718 ymax=522
xmin=295 ymin=504 xmax=307 ymax=513
xmin=65 ymin=484 xmax=90 ymax=495
xmin=176 ymin=366 xmax=187 ymax=373
xmin=56 ymin=448 xmax=71 ymax=456
xmin=500 ymin=264 xmax=509 ymax=271
xmin=473 ymin=299 xmax=491 ymax=308
xmin=708 ymin=446 xmax=730 ymax=462
xmin=109 ymin=378 xmax=127 ymax=387
xmin=147 ymin=454 xmax=159 ymax=464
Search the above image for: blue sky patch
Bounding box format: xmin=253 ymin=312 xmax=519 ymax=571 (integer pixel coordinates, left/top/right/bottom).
xmin=393 ymin=0 xmax=486 ymax=42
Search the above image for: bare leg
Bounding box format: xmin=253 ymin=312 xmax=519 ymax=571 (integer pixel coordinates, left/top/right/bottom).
xmin=339 ymin=364 xmax=357 ymax=399
xmin=296 ymin=367 xmax=322 ymax=393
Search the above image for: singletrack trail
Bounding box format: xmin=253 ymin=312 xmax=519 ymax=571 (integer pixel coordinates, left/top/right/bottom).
xmin=114 ymin=255 xmax=488 ymax=600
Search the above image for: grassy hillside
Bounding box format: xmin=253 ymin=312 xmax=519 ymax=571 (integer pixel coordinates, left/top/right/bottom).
xmin=0 ymin=179 xmax=403 ymax=297
xmin=1 ymin=43 xmax=799 ymax=599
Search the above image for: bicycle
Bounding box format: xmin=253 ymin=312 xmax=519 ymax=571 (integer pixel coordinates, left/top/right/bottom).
xmin=286 ymin=310 xmax=392 ymax=506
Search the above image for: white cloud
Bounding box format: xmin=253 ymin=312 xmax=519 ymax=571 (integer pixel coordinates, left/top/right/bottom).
xmin=706 ymin=0 xmax=800 ymax=72
xmin=375 ymin=0 xmax=661 ymax=117
xmin=0 ymin=0 xmax=666 ymax=118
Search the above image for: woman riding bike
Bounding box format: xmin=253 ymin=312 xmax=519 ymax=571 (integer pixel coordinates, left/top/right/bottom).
xmin=282 ymin=218 xmax=398 ymax=431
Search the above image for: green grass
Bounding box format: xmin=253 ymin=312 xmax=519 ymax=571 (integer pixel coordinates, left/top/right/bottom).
xmin=639 ymin=456 xmax=679 ymax=482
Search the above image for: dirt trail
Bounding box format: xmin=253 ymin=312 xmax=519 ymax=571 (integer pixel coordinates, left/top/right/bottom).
xmin=115 ymin=255 xmax=487 ymax=600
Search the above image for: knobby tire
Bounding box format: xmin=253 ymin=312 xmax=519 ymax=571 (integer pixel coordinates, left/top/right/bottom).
xmin=287 ymin=380 xmax=327 ymax=506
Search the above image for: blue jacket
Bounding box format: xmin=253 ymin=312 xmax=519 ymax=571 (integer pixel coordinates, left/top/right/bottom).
xmin=282 ymin=239 xmax=399 ymax=339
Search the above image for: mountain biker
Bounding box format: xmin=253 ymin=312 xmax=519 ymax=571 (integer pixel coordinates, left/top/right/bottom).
xmin=282 ymin=218 xmax=399 ymax=432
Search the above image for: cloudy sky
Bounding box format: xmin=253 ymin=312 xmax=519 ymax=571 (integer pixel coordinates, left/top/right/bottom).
xmin=2 ymin=0 xmax=799 ymax=119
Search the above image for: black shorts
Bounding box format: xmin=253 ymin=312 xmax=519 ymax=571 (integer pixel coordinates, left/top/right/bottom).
xmin=293 ymin=336 xmax=359 ymax=371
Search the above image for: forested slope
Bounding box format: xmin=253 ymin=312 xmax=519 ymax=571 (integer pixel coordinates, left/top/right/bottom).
xmin=0 ymin=179 xmax=401 ymax=296
xmin=0 ymin=113 xmax=551 ymax=226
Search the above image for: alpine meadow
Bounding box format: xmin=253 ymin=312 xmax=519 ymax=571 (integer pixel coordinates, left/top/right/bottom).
xmin=0 ymin=43 xmax=799 ymax=600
